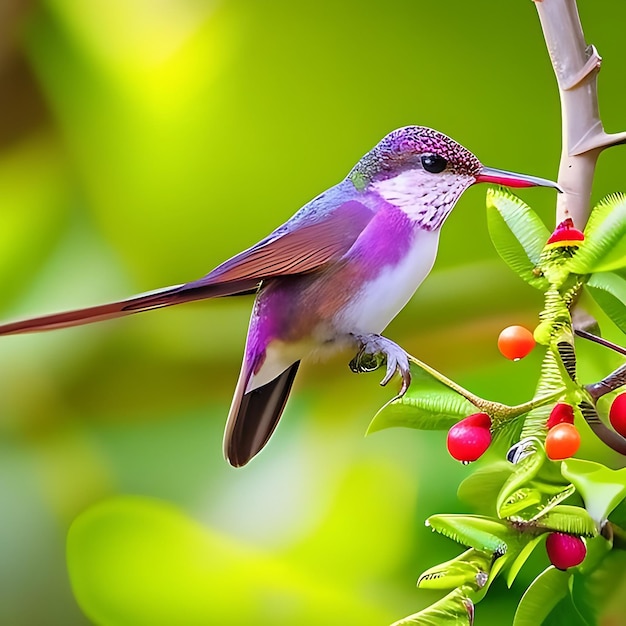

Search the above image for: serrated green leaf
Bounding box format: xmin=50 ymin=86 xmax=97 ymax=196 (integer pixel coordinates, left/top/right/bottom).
xmin=368 ymin=365 xmax=475 ymax=434
xmin=497 ymin=449 xmax=546 ymax=517
xmin=561 ymin=459 xmax=626 ymax=526
xmin=506 ymin=535 xmax=544 ymax=588
xmin=513 ymin=567 xmax=571 ymax=626
xmin=500 ymin=487 xmax=544 ymax=518
xmin=475 ymin=553 xmax=510 ymax=603
xmin=534 ymin=505 xmax=597 ymax=537
xmin=426 ymin=514 xmax=517 ymax=553
xmin=392 ymin=587 xmax=473 ymax=626
xmin=418 ymin=548 xmax=491 ymax=591
xmin=527 ymin=484 xmax=576 ymax=521
xmin=486 ymin=187 xmax=550 ymax=288
xmin=504 ymin=483 xmax=576 ymax=522
xmin=585 ymin=272 xmax=626 ymax=333
xmin=567 ymin=194 xmax=626 ymax=274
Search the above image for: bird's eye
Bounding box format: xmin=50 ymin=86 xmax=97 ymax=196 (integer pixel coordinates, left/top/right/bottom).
xmin=421 ymin=154 xmax=447 ymax=174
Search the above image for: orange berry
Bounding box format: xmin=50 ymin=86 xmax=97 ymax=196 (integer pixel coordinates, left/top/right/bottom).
xmin=545 ymin=422 xmax=581 ymax=460
xmin=498 ymin=325 xmax=536 ymax=361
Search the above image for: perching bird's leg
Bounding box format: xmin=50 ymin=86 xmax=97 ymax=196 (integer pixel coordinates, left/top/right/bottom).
xmin=349 ymin=333 xmax=411 ymax=397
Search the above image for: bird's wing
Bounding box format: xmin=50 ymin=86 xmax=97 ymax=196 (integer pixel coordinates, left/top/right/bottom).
xmin=0 ymin=199 xmax=374 ymax=336
xmin=172 ymin=198 xmax=374 ymax=293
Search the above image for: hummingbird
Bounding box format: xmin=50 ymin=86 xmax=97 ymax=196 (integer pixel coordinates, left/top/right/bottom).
xmin=0 ymin=126 xmax=560 ymax=466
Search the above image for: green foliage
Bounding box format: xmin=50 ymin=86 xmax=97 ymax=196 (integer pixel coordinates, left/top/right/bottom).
xmin=585 ymin=272 xmax=626 ymax=333
xmin=426 ymin=514 xmax=517 ymax=554
xmin=457 ymin=463 xmax=513 ymax=516
xmin=371 ymin=190 xmax=626 ymax=625
xmin=486 ymin=188 xmax=550 ymax=290
xmin=570 ymin=549 xmax=626 ymax=621
xmin=391 ymin=587 xmax=474 ymax=626
xmin=513 ymin=567 xmax=571 ymax=626
xmin=565 ymin=194 xmax=626 ymax=274
xmin=561 ymin=459 xmax=626 ymax=525
xmin=418 ymin=548 xmax=492 ymax=590
xmin=368 ymin=365 xmax=476 ymax=433
xmin=4 ymin=2 xmax=626 ymax=625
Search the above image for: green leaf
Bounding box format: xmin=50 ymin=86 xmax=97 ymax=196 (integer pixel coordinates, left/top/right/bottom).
xmin=392 ymin=587 xmax=473 ymax=626
xmin=533 ymin=505 xmax=597 ymax=537
xmin=426 ymin=514 xmax=518 ymax=554
xmin=368 ymin=364 xmax=475 ymax=433
xmin=503 ymin=483 xmax=576 ymax=523
xmin=575 ymin=534 xmax=612 ymax=575
xmin=457 ymin=462 xmax=513 ymax=516
xmin=499 ymin=486 xmax=544 ymax=519
xmin=418 ymin=548 xmax=491 ymax=591
xmin=567 ymin=194 xmax=626 ymax=274
xmin=497 ymin=449 xmax=546 ymax=517
xmin=513 ymin=567 xmax=571 ymax=626
xmin=585 ymin=272 xmax=626 ymax=333
xmin=529 ymin=484 xmax=577 ymax=519
xmin=543 ymin=596 xmax=590 ymax=626
xmin=486 ymin=187 xmax=550 ymax=289
xmin=561 ymin=459 xmax=626 ymax=526
xmin=505 ymin=535 xmax=544 ymax=588
xmin=608 ymin=498 xmax=626 ymax=528
xmin=571 ymin=548 xmax=626 ymax=624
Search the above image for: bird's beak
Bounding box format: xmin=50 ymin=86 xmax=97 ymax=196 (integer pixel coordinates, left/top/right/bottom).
xmin=476 ymin=166 xmax=563 ymax=193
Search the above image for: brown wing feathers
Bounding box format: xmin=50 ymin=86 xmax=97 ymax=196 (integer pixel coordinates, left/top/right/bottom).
xmin=0 ymin=200 xmax=373 ymax=337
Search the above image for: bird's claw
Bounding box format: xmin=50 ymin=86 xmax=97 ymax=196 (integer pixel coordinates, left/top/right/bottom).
xmin=349 ymin=333 xmax=411 ymax=397
xmin=349 ymin=349 xmax=385 ymax=373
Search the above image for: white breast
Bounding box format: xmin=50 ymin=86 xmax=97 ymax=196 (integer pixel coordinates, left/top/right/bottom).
xmin=337 ymin=228 xmax=440 ymax=334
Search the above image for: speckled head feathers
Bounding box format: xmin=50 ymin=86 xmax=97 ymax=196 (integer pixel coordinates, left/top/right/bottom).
xmin=348 ymin=126 xmax=482 ymax=188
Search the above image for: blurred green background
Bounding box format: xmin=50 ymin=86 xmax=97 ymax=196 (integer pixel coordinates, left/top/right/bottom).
xmin=0 ymin=1 xmax=625 ymax=624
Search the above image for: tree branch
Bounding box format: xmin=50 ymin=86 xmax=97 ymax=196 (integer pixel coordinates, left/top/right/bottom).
xmin=533 ymin=0 xmax=626 ymax=229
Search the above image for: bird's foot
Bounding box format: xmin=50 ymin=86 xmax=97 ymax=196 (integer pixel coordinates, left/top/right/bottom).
xmin=349 ymin=333 xmax=411 ymax=397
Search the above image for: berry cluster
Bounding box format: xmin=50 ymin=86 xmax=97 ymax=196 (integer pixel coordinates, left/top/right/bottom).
xmin=447 ymin=335 xmax=626 ymax=465
xmin=545 ymin=403 xmax=579 ymax=460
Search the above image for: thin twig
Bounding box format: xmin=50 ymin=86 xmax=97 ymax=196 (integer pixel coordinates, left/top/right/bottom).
xmin=408 ymin=355 xmax=563 ymax=419
xmin=575 ymin=329 xmax=626 ymax=357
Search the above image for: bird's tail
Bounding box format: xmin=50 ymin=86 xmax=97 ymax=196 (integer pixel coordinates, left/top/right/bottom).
xmin=0 ymin=279 xmax=259 ymax=336
xmin=224 ymin=359 xmax=300 ymax=467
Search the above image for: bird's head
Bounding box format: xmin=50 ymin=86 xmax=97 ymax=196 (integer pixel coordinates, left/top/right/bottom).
xmin=348 ymin=126 xmax=560 ymax=230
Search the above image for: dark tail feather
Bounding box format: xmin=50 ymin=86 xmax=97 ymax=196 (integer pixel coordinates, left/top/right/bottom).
xmin=224 ymin=361 xmax=300 ymax=467
xmin=0 ymin=279 xmax=259 ymax=336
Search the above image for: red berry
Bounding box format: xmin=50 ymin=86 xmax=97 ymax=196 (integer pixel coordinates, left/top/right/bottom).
xmin=546 ymin=218 xmax=585 ymax=246
xmin=545 ymin=532 xmax=586 ymax=570
xmin=447 ymin=413 xmax=492 ymax=462
xmin=545 ymin=422 xmax=581 ymax=460
xmin=546 ymin=403 xmax=575 ymax=429
xmin=498 ymin=325 xmax=536 ymax=361
xmin=609 ymin=393 xmax=626 ymax=437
